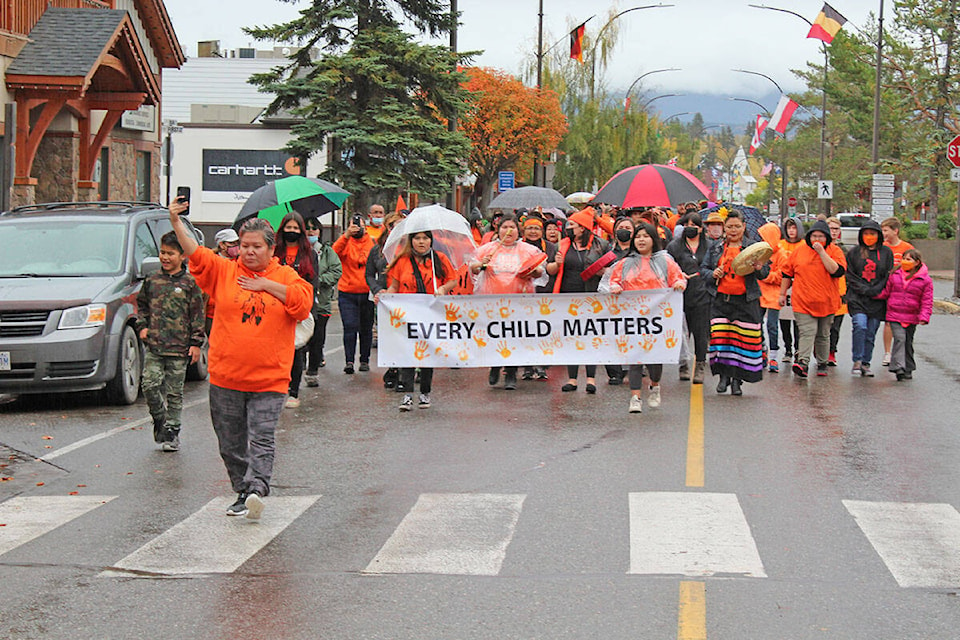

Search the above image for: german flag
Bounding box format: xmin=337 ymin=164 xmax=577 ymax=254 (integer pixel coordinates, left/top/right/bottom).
xmin=807 ymin=3 xmax=847 ymax=44
xmin=569 ymin=22 xmax=586 ymax=62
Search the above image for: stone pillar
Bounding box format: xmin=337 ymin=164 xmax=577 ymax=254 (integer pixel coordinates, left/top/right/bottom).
xmin=77 ymin=181 xmax=99 ymax=202
xmin=10 ymin=179 xmax=36 ymax=208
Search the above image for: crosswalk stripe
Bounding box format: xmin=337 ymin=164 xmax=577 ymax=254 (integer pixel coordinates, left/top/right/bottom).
xmin=843 ymin=500 xmax=960 ymax=588
xmin=100 ymin=495 xmax=319 ymax=576
xmin=0 ymin=495 xmax=115 ymax=557
xmin=629 ymin=492 xmax=766 ymax=577
xmin=364 ymin=493 xmax=526 ymax=575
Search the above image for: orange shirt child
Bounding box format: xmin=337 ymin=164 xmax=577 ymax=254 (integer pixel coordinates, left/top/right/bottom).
xmin=717 ymin=245 xmax=747 ymax=295
xmin=387 ymin=252 xmax=455 ymax=294
xmin=885 ymin=239 xmax=914 ymax=269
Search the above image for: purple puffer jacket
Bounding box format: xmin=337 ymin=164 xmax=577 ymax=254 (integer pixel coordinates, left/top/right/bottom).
xmin=878 ymin=263 xmax=933 ymax=325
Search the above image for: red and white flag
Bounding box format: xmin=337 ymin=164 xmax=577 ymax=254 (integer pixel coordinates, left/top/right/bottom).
xmin=768 ymin=95 xmax=799 ymax=135
xmin=749 ymin=115 xmax=768 ymax=155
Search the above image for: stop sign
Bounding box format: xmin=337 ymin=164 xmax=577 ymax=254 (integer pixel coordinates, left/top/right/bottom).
xmin=788 ymin=196 xmax=797 ymax=207
xmin=948 ymin=135 xmax=960 ymax=167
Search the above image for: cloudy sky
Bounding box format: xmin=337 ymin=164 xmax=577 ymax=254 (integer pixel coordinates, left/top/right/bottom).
xmin=163 ymin=0 xmax=885 ymax=99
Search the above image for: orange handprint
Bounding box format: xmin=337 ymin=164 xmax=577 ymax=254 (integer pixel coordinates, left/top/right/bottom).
xmin=586 ymin=296 xmax=603 ymax=313
xmin=496 ymin=340 xmax=513 ymax=358
xmin=473 ymin=330 xmax=487 ymax=348
xmin=575 ymin=339 xmax=586 ymax=351
xmin=637 ymin=304 xmax=650 ymax=316
xmin=389 ymin=307 xmax=406 ymax=328
xmin=568 ymin=298 xmax=584 ymax=315
xmin=539 ymin=297 xmax=554 ymax=315
xmin=539 ymin=339 xmax=554 ymax=355
xmin=458 ymin=349 xmax=470 ymax=361
xmin=665 ymin=329 xmax=677 ymax=349
xmin=659 ymin=301 xmax=674 ymax=318
xmin=592 ymin=337 xmax=604 ymax=349
xmin=468 ymin=309 xmax=479 ymax=320
xmin=413 ymin=340 xmax=430 ymax=360
xmin=616 ymin=335 xmax=633 ymax=353
xmin=641 ymin=335 xmax=656 ymax=352
xmin=498 ymin=299 xmax=514 ymax=319
xmin=608 ymin=297 xmax=623 ymax=315
xmin=444 ymin=303 xmax=462 ymax=322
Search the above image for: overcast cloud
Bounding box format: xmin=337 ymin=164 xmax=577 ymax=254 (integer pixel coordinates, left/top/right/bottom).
xmin=164 ymin=0 xmax=884 ymax=98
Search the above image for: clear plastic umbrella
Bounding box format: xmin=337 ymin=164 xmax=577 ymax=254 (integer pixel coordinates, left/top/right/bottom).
xmin=382 ymin=204 xmax=478 ymax=269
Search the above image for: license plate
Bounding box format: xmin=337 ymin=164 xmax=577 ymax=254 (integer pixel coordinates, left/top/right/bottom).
xmin=0 ymin=352 xmax=9 ymax=371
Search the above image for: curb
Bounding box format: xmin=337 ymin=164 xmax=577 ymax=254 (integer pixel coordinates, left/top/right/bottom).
xmin=934 ymin=298 xmax=960 ymax=314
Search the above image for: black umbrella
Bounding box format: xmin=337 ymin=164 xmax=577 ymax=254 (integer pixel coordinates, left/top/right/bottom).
xmin=488 ymin=186 xmax=570 ymax=211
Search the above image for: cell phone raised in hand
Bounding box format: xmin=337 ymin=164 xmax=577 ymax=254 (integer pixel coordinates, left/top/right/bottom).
xmin=175 ymin=186 xmax=190 ymax=216
xmin=352 ymin=214 xmax=362 ymax=227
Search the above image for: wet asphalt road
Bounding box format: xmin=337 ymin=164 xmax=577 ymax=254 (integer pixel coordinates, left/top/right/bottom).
xmin=1 ymin=304 xmax=960 ymax=639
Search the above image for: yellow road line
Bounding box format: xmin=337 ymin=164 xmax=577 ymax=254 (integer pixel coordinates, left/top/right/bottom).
xmin=686 ymin=384 xmax=704 ymax=487
xmin=678 ymin=581 xmax=706 ymax=639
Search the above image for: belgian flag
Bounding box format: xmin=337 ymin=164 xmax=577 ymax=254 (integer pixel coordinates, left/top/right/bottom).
xmin=569 ymin=22 xmax=586 ymax=62
xmin=807 ymin=3 xmax=847 ymax=44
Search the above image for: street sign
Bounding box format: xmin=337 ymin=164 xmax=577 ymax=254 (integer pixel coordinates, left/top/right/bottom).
xmin=871 ymin=173 xmax=895 ymax=217
xmin=948 ymin=135 xmax=960 ymax=168
xmin=787 ymin=196 xmax=797 ymax=207
xmin=497 ymin=171 xmax=515 ymax=191
xmin=951 ymin=168 xmax=960 ymax=182
xmin=817 ymin=180 xmax=834 ymax=199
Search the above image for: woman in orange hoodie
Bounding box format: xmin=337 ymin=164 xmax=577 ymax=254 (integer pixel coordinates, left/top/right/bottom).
xmin=334 ymin=215 xmax=376 ymax=374
xmin=757 ymin=223 xmax=784 ymax=373
xmin=168 ymin=203 xmax=312 ymax=521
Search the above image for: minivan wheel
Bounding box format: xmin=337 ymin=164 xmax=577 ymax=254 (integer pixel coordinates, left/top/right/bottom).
xmin=104 ymin=325 xmax=142 ymax=405
xmin=186 ymin=337 xmax=209 ymax=381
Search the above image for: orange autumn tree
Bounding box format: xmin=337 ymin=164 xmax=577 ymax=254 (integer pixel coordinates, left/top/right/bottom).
xmin=460 ymin=67 xmax=567 ymax=210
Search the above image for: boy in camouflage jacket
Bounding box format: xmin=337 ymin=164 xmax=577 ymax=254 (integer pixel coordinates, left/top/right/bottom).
xmin=136 ymin=231 xmax=205 ymax=451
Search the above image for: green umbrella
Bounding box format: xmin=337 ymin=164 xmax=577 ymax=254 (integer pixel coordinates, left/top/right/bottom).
xmin=235 ymin=176 xmax=351 ymax=230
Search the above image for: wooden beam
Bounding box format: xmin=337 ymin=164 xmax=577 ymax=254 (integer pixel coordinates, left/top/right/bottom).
xmin=81 ymin=109 xmax=124 ymax=182
xmin=96 ymin=53 xmax=129 ymax=80
xmin=14 ymin=95 xmax=66 ymax=180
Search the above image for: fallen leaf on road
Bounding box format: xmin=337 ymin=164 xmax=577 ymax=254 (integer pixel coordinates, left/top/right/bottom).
xmin=68 ymin=491 xmax=78 ymax=495
xmin=41 ymin=435 xmax=53 ymax=440
xmin=36 ymin=482 xmax=44 ymax=486
xmin=76 ymin=484 xmax=86 ymax=487
xmin=1 ymin=477 xmax=13 ymax=481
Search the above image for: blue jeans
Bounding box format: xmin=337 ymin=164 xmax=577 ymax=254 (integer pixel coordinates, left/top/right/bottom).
xmin=850 ymin=313 xmax=882 ymax=365
xmin=339 ymin=291 xmax=374 ymax=365
xmin=763 ymin=308 xmax=780 ymax=352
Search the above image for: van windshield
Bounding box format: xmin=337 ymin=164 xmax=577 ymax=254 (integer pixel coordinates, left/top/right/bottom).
xmin=0 ymin=219 xmax=126 ymax=276
xmin=840 ymin=216 xmax=869 ymax=228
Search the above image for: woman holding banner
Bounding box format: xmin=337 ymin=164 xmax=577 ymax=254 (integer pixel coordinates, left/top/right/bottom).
xmin=554 ymin=209 xmax=613 ymax=394
xmin=703 ymin=210 xmax=771 ymax=396
xmin=386 ymin=231 xmax=457 ymax=410
xmin=470 ymin=214 xmax=546 ymax=390
xmin=608 ymin=222 xmax=686 ymax=414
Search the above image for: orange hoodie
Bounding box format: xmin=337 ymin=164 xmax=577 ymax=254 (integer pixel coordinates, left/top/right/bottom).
xmin=758 ymin=223 xmax=783 ymax=310
xmin=333 ymin=233 xmax=375 ymax=293
xmin=189 ymin=246 xmax=313 ymax=394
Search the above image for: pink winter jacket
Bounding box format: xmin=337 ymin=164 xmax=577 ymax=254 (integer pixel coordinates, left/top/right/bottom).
xmin=878 ymin=264 xmax=933 ymax=325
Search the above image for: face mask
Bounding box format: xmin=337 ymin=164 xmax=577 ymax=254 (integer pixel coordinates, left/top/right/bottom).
xmin=565 ymin=228 xmax=577 ymax=241
xmin=862 ymin=233 xmax=878 ymax=246
xmin=308 ymin=235 xmax=319 ymax=246
xmin=283 ymin=230 xmax=302 ymax=244
xmin=225 ymin=246 xmax=240 ymax=259
xmin=371 ymin=217 xmax=384 ymax=226
xmin=683 ymin=226 xmax=700 ymax=239
xmin=900 ymin=259 xmax=916 ymax=271
xmin=615 ymin=228 xmax=632 ymax=243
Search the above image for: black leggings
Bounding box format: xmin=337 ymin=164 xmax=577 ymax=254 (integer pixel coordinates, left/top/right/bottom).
xmin=305 ymin=312 xmax=329 ymax=375
xmin=628 ymin=364 xmax=662 ymax=390
xmin=399 ymin=367 xmax=433 ymax=394
xmin=567 ymin=365 xmax=597 ymax=380
xmin=685 ymin=303 xmax=711 ymax=362
xmin=780 ymin=319 xmax=799 ymax=353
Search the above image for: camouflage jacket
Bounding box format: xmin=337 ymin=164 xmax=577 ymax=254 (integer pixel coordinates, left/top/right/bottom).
xmin=135 ymin=268 xmax=205 ymax=356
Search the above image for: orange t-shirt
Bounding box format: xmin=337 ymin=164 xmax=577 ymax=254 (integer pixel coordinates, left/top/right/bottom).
xmin=333 ymin=233 xmax=375 ymax=293
xmin=387 ymin=252 xmax=455 ymax=294
xmin=885 ymin=239 xmax=914 ymax=268
xmin=717 ymin=245 xmax=747 ymax=295
xmin=781 ymin=242 xmax=847 ymax=317
xmin=189 ymin=246 xmax=313 ymax=394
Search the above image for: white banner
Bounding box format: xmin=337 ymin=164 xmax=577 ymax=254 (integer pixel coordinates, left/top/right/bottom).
xmin=377 ymin=291 xmax=683 ymax=368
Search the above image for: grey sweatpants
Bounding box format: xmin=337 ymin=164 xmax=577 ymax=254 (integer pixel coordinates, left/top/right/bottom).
xmin=208 ymin=384 xmax=285 ymax=497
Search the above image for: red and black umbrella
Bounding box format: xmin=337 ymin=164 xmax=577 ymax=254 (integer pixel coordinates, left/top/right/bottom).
xmin=593 ymin=164 xmax=711 ymax=209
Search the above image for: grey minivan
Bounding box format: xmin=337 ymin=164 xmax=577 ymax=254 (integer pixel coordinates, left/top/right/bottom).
xmin=0 ymin=202 xmax=206 ymax=404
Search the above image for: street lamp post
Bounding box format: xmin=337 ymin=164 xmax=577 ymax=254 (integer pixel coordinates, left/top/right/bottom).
xmin=588 ymin=4 xmax=673 ymax=101
xmin=624 ymin=67 xmax=681 ymax=105
xmin=732 ymin=69 xmax=792 ymax=222
xmin=748 ymin=4 xmax=830 ymax=215
xmin=624 ymin=94 xmax=681 ymax=164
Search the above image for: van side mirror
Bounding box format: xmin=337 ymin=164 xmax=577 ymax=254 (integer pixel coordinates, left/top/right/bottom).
xmin=139 ymin=257 xmax=161 ymax=278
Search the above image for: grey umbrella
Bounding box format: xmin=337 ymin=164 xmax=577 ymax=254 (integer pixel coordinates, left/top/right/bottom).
xmin=488 ymin=186 xmax=570 ymax=211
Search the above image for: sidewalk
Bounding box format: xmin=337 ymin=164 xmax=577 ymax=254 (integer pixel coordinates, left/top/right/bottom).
xmin=929 ymin=271 xmax=960 ymax=313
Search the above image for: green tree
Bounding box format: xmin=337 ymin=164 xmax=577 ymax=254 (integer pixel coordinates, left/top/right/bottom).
xmin=245 ymin=0 xmax=471 ymax=209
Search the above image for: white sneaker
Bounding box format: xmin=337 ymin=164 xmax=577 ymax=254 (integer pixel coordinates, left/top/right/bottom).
xmin=285 ymin=396 xmax=300 ymax=409
xmin=418 ymin=393 xmax=431 ymax=408
xmin=399 ymin=394 xmax=413 ymax=411
xmin=629 ymin=395 xmax=643 ymax=413
xmin=244 ymin=492 xmax=264 ymax=520
xmin=647 ymin=385 xmax=661 ymax=408
xmin=882 ymin=352 xmax=891 ymax=366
